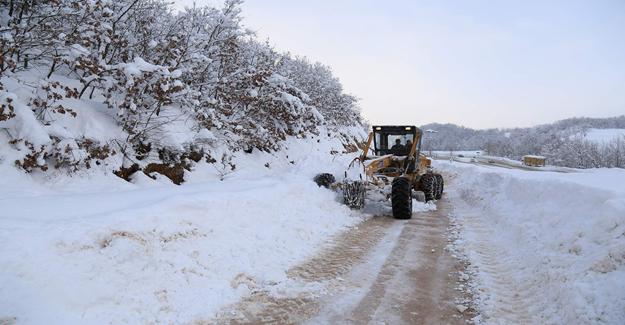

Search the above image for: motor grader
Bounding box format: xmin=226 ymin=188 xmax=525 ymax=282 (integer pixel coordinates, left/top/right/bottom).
xmin=315 ymin=125 xmax=444 ymax=219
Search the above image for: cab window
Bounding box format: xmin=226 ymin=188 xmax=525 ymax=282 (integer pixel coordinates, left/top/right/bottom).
xmin=374 ymin=133 xmax=415 ymax=155
xmin=388 ymin=134 xmax=413 ymax=146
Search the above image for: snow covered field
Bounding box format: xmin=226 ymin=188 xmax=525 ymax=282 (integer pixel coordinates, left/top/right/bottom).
xmin=442 ymin=161 xmax=625 ymax=324
xmin=0 ymin=136 xmax=366 ymax=324
xmin=432 ymin=151 xmax=578 ymax=173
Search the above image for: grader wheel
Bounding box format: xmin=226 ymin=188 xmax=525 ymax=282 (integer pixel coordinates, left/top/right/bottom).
xmin=434 ymin=174 xmax=444 ymax=199
xmin=343 ymin=180 xmax=366 ymax=209
xmin=314 ymin=173 xmax=336 ymax=188
xmin=419 ymin=174 xmax=437 ymax=202
xmin=391 ymin=177 xmax=413 ymax=219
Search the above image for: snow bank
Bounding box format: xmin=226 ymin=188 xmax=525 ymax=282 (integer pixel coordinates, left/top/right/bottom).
xmin=441 ymin=161 xmax=625 ymax=324
xmin=0 ymin=135 xmax=365 ymax=324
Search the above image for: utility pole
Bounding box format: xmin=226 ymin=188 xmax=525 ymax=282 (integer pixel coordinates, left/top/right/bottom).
xmin=425 ymin=128 xmax=438 ymax=157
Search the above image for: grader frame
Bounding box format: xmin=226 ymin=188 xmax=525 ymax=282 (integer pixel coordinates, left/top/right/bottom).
xmin=348 ymin=125 xmax=443 ymax=219
xmin=358 ymin=125 xmax=431 ymax=182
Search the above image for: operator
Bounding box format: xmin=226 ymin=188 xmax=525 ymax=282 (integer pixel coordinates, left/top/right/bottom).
xmin=390 ymin=139 xmax=406 ymax=156
xmin=405 ymin=140 xmax=413 ymax=154
xmin=404 ymin=139 xmax=416 ymax=170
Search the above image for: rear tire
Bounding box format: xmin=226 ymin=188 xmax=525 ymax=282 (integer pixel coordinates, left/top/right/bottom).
xmin=434 ymin=174 xmax=444 ymax=200
xmin=392 ymin=177 xmax=413 ymax=219
xmin=419 ymin=174 xmax=437 ymax=202
xmin=314 ymin=173 xmax=335 ymax=188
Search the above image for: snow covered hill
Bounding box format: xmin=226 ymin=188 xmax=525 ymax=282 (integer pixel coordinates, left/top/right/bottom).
xmin=443 ymin=162 xmax=625 ymax=324
xmin=0 ymin=0 xmax=365 ymax=185
xmin=421 ymin=116 xmax=625 ymax=169
xmin=1 ymin=1 xmax=374 ymax=323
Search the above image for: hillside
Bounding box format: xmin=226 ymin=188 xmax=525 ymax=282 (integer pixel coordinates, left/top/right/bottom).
xmin=0 ymin=0 xmax=365 ymax=185
xmin=421 ymin=116 xmax=625 ymax=168
xmin=585 ymin=128 xmax=625 ymax=144
xmin=0 ymin=1 xmax=373 ymax=323
xmin=0 ymin=133 xmax=374 ymax=324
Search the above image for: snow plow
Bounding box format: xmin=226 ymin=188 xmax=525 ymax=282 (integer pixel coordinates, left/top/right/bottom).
xmin=315 ymin=125 xmax=444 ymax=219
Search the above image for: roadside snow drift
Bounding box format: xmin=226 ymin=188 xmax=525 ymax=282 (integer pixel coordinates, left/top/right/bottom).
xmin=442 ymin=162 xmax=625 ymax=324
xmin=0 ymin=136 xmax=365 ymax=324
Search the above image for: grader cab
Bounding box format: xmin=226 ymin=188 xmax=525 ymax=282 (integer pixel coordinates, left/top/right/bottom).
xmin=315 ymin=125 xmax=444 ymax=219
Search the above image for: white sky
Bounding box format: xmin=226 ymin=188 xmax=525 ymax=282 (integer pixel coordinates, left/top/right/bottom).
xmin=173 ymin=0 xmax=625 ymax=129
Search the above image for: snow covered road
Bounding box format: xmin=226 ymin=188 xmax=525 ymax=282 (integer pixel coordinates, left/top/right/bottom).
xmin=211 ymin=163 xmax=625 ymax=325
xmin=308 ymin=199 xmax=475 ymax=324
xmin=211 ymin=198 xmax=473 ymax=325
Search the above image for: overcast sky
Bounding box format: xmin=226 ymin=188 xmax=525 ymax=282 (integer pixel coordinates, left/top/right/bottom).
xmin=173 ymin=0 xmax=625 ymax=129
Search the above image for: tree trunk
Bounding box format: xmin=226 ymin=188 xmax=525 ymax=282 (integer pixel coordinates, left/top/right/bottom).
xmin=8 ymin=0 xmax=15 ymax=17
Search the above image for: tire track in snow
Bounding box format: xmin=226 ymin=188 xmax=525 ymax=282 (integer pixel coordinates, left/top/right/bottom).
xmin=288 ymin=216 xmax=394 ymax=282
xmin=207 ymin=214 xmax=395 ymax=324
xmin=467 ymin=220 xmax=535 ymax=324
xmin=333 ymin=199 xmax=475 ymax=325
xmin=209 ymin=177 xmax=476 ymax=325
xmin=451 ymin=186 xmax=538 ymax=324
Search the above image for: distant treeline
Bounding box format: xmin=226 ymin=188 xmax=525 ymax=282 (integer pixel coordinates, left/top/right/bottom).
xmin=421 ymin=116 xmax=625 ymax=169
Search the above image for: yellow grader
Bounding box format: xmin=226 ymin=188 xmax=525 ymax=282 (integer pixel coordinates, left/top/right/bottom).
xmin=315 ymin=125 xmax=444 ymax=219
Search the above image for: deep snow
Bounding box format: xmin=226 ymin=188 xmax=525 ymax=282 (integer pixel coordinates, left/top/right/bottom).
xmin=441 ymin=161 xmax=625 ymax=324
xmin=0 ymin=134 xmax=369 ymax=324
xmin=3 ymin=131 xmax=625 ymax=324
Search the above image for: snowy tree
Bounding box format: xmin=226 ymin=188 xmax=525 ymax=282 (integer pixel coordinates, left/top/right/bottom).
xmin=278 ymin=56 xmax=360 ymax=128
xmin=0 ymin=0 xmax=365 ymax=178
xmin=422 ymin=116 xmax=625 ymax=169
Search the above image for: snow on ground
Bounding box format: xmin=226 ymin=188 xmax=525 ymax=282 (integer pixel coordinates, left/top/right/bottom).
xmin=431 ymin=150 xmax=484 ymax=158
xmin=440 ymin=161 xmax=625 ymax=324
xmin=584 ymin=128 xmax=625 ymax=144
xmin=0 ymin=133 xmax=368 ymax=324
xmin=432 ymin=151 xmax=579 ymax=173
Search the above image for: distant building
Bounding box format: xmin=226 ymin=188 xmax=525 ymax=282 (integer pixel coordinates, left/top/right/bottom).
xmin=522 ymin=155 xmax=546 ymax=167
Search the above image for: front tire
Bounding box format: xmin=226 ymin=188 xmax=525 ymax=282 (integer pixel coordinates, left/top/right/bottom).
xmin=392 ymin=177 xmax=413 ymax=219
xmin=314 ymin=173 xmax=336 ymax=188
